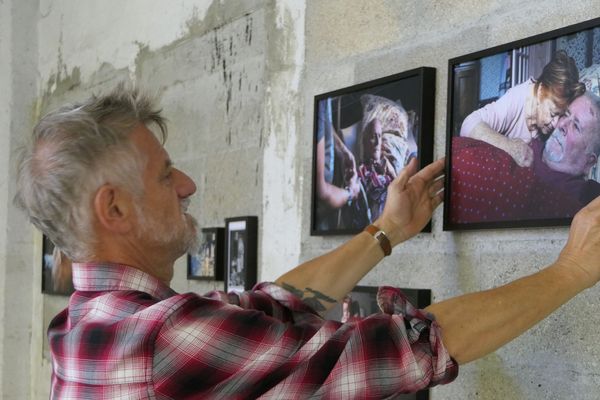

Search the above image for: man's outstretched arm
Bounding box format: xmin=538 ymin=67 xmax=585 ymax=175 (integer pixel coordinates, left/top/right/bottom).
xmin=426 ymin=196 xmax=600 ymax=364
xmin=274 ymin=158 xmax=445 ymax=313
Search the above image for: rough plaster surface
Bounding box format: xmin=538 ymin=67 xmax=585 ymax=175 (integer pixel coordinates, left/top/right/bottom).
xmin=0 ymin=1 xmax=11 ymax=394
xmin=3 ymin=0 xmax=600 ymax=399
xmin=304 ymin=1 xmax=600 ymax=399
xmin=259 ymin=1 xmax=305 ymax=281
xmin=1 ymin=1 xmax=40 ymax=399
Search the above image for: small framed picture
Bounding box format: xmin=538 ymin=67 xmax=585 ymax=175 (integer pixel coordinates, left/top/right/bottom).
xmin=324 ymin=285 xmax=432 ymax=322
xmin=187 ymin=227 xmax=224 ymax=280
xmin=444 ymin=17 xmax=600 ymax=230
xmin=41 ymin=235 xmax=74 ymax=296
xmin=224 ymin=216 xmax=258 ymax=293
xmin=324 ymin=285 xmax=432 ymax=400
xmin=311 ymin=67 xmax=435 ymax=235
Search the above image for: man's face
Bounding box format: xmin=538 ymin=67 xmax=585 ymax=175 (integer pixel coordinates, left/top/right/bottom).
xmin=131 ymin=125 xmax=199 ymax=270
xmin=543 ymin=95 xmax=599 ymax=176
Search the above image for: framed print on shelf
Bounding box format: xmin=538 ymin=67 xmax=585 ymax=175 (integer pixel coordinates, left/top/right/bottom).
xmin=41 ymin=234 xmax=74 ymax=296
xmin=224 ymin=216 xmax=258 ymax=293
xmin=187 ymin=227 xmax=224 ymax=281
xmin=444 ymin=17 xmax=600 ymax=230
xmin=324 ymin=285 xmax=432 ymax=400
xmin=311 ymin=67 xmax=436 ymax=235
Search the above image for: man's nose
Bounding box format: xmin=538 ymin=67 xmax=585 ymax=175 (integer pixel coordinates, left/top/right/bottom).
xmin=173 ymin=168 xmax=197 ymax=198
xmin=557 ymin=115 xmax=569 ymax=130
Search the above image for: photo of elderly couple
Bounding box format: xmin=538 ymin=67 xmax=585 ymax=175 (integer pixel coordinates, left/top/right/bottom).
xmin=447 ymin=27 xmax=600 ymax=229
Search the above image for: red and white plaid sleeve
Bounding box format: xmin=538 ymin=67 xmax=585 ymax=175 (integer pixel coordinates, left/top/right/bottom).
xmin=153 ymin=283 xmax=458 ymax=399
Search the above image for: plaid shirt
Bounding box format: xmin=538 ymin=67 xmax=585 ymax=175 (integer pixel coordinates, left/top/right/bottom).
xmin=49 ymin=262 xmax=458 ymax=399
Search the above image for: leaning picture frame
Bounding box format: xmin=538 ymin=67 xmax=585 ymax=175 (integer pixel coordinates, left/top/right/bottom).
xmin=311 ymin=67 xmax=436 ymax=235
xmin=324 ymin=285 xmax=432 ymax=400
xmin=187 ymin=227 xmax=225 ymax=281
xmin=444 ymin=17 xmax=600 ymax=230
xmin=224 ymin=216 xmax=258 ymax=293
xmin=41 ymin=234 xmax=74 ymax=296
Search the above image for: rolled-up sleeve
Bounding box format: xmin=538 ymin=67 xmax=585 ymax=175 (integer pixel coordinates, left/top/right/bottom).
xmin=153 ymin=283 xmax=458 ymax=399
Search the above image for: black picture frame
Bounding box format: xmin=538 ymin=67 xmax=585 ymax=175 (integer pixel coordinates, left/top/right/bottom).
xmin=224 ymin=216 xmax=258 ymax=293
xmin=324 ymin=285 xmax=432 ymax=400
xmin=444 ymin=17 xmax=600 ymax=230
xmin=187 ymin=227 xmax=224 ymax=281
xmin=311 ymin=67 xmax=436 ymax=235
xmin=41 ymin=234 xmax=74 ymax=296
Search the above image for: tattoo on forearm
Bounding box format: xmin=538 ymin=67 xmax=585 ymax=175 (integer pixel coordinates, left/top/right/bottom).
xmin=280 ymin=282 xmax=336 ymax=312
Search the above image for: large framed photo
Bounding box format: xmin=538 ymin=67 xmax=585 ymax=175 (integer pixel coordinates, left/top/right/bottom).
xmin=311 ymin=67 xmax=436 ymax=235
xmin=445 ymin=17 xmax=600 ymax=230
xmin=41 ymin=235 xmax=74 ymax=296
xmin=187 ymin=227 xmax=224 ymax=281
xmin=325 ymin=285 xmax=432 ymax=400
xmin=224 ymin=216 xmax=258 ymax=293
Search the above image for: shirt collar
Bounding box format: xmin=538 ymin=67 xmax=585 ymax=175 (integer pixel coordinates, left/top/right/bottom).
xmin=72 ymin=262 xmax=176 ymax=300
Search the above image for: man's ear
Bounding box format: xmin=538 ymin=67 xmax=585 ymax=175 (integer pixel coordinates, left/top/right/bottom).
xmin=93 ymin=184 xmax=133 ymax=233
xmin=586 ymin=153 xmax=598 ymax=175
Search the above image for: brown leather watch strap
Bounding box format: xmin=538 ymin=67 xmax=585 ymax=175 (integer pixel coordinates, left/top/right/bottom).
xmin=364 ymin=224 xmax=392 ymax=256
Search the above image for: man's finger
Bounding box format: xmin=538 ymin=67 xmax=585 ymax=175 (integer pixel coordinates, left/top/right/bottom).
xmin=581 ymin=194 xmax=600 ymax=212
xmin=429 ymin=177 xmax=445 ymax=197
xmin=431 ymin=190 xmax=444 ymax=209
xmin=413 ymin=158 xmax=445 ymax=183
xmin=392 ymin=157 xmax=418 ymax=189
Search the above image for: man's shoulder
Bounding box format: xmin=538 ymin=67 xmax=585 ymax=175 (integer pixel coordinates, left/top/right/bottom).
xmin=64 ymin=289 xmax=206 ymax=326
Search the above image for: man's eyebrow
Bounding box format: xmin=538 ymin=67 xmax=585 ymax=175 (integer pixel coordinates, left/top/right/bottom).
xmin=589 ymin=106 xmax=597 ymax=119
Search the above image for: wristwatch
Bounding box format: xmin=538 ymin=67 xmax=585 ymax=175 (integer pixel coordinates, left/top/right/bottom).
xmin=364 ymin=224 xmax=392 ymax=256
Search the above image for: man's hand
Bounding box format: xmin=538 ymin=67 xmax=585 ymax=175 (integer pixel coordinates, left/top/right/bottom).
xmin=343 ymin=152 xmax=360 ymax=199
xmin=375 ymin=158 xmax=445 ymax=246
xmin=557 ymin=195 xmax=600 ymax=288
xmin=506 ymin=138 xmax=534 ymax=167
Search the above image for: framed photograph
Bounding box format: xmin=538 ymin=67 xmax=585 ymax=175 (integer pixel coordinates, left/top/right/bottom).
xmin=324 ymin=285 xmax=432 ymax=323
xmin=224 ymin=216 xmax=258 ymax=293
xmin=311 ymin=67 xmax=436 ymax=235
xmin=41 ymin=235 xmax=74 ymax=296
xmin=187 ymin=227 xmax=224 ymax=280
xmin=445 ymin=17 xmax=600 ymax=230
xmin=325 ymin=285 xmax=432 ymax=400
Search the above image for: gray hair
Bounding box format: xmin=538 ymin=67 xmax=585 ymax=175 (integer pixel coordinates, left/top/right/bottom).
xmin=584 ymin=91 xmax=600 ymax=155
xmin=14 ymin=83 xmax=167 ymax=260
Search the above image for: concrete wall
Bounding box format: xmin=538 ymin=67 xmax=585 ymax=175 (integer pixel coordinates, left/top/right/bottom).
xmin=1 ymin=0 xmax=600 ymax=398
xmin=0 ymin=0 xmax=40 ymax=398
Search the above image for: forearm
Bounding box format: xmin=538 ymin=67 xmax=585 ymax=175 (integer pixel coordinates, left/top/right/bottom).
xmin=426 ymin=261 xmax=589 ymax=364
xmin=319 ymin=183 xmax=350 ymax=209
xmin=278 ymin=158 xmax=445 ymax=315
xmin=275 ymin=230 xmax=385 ymax=314
xmin=466 ymin=121 xmax=513 ymax=152
xmin=316 ymin=137 xmax=351 ymax=209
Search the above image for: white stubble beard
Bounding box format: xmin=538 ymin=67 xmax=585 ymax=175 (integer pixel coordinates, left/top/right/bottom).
xmin=135 ymin=199 xmax=201 ymax=258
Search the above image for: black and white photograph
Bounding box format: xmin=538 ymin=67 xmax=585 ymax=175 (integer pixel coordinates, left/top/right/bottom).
xmin=187 ymin=228 xmax=224 ymax=280
xmin=445 ymin=17 xmax=600 ymax=230
xmin=224 ymin=216 xmax=258 ymax=293
xmin=311 ymin=68 xmax=435 ymax=235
